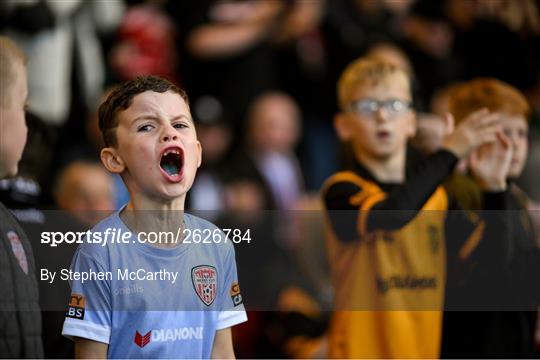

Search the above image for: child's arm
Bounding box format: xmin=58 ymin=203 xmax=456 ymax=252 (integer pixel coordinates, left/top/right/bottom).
xmin=369 ymin=110 xmax=503 ymax=227
xmin=74 ymin=338 xmax=108 ymax=359
xmin=453 ymin=133 xmax=540 ymax=308
xmin=211 ymin=328 xmax=235 ymax=359
xmin=445 ymin=131 xmax=513 ymax=308
xmin=324 ymin=109 xmax=503 ymax=240
xmin=62 ymin=248 xmax=112 ymax=355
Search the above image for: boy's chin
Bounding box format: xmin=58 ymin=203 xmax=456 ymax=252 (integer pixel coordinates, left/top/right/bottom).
xmin=370 ymin=147 xmax=401 ymax=160
xmin=159 ymin=187 xmax=188 ymax=201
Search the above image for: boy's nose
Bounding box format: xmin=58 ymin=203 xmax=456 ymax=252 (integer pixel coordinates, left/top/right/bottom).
xmin=375 ymin=108 xmax=390 ymax=123
xmin=161 ymin=132 xmax=178 ymax=142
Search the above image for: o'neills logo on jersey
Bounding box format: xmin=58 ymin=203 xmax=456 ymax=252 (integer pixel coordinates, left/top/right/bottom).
xmin=134 ymin=327 xmax=203 ymax=348
xmin=377 ymin=276 xmax=437 ymax=294
xmin=191 ymin=265 xmax=217 ymax=306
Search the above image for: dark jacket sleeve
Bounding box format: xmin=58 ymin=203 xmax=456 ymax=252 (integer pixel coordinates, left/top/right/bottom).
xmin=324 ymin=149 xmax=458 ymax=242
xmin=444 ymin=190 xmax=511 ymax=310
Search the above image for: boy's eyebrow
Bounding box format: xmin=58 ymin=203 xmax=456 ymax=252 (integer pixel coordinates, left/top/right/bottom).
xmin=131 ymin=114 xmax=193 ymax=124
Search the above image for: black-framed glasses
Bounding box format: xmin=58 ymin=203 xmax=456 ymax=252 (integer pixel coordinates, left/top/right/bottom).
xmin=347 ymin=99 xmax=412 ymax=117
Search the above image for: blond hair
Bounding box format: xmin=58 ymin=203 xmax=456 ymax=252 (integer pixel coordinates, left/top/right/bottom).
xmin=337 ymin=58 xmax=411 ymax=109
xmin=0 ymin=36 xmax=26 ymax=108
xmin=448 ymin=78 xmax=530 ymax=124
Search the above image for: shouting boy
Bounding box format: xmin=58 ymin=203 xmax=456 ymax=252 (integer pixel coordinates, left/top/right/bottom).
xmin=62 ymin=76 xmax=247 ymax=358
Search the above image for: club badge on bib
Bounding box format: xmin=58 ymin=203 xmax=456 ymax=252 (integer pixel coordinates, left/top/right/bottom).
xmin=192 ymin=265 xmax=217 ymax=306
xmin=7 ymin=231 xmax=28 ymax=274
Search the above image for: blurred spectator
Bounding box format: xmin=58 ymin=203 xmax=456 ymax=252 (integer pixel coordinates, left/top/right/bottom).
xmin=0 ymin=0 xmax=124 ymax=126
xmin=324 ymin=0 xmax=406 ymax=86
xmin=453 ymin=0 xmax=540 ymax=90
xmin=273 ymin=0 xmax=337 ymax=191
xmin=0 ymin=34 xmax=43 ymax=359
xmin=232 ymin=91 xmax=304 ymax=211
xmin=400 ymin=0 xmax=461 ymax=110
xmin=442 ymin=77 xmax=540 ymax=358
xmin=168 ymin=0 xmax=284 ymax=132
xmin=53 ymin=160 xmax=114 ymax=227
xmin=109 ymin=2 xmax=178 ymax=83
xmin=223 ymin=178 xmax=267 ymax=213
xmin=0 ymin=86 xmax=73 ymax=359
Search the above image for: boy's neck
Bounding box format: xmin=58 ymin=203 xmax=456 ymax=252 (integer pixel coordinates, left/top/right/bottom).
xmin=120 ymin=193 xmax=186 ymax=248
xmin=127 ymin=192 xmax=186 ymax=211
xmin=355 ymin=149 xmax=406 ymax=184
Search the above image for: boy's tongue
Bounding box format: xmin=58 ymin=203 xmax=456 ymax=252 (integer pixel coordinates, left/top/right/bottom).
xmin=160 ymin=151 xmax=182 ymax=177
xmin=162 ymin=162 xmax=179 ymax=176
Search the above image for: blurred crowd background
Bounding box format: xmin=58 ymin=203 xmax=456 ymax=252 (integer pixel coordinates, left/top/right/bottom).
xmin=1 ymin=0 xmax=540 ymax=358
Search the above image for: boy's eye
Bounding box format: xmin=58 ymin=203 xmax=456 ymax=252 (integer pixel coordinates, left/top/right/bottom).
xmin=351 ymin=100 xmax=378 ymax=113
xmin=389 ymin=100 xmax=409 ymax=112
xmin=173 ymin=122 xmax=188 ymax=129
xmin=349 ymin=99 xmax=411 ymax=116
xmin=138 ymin=124 xmax=154 ymax=132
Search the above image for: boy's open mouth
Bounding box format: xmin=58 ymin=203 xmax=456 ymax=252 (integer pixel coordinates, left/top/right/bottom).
xmin=376 ymin=130 xmax=391 ymax=140
xmin=159 ymin=147 xmax=184 ymax=182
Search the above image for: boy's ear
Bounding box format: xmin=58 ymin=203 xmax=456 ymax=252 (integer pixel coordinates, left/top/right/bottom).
xmin=100 ymin=147 xmax=125 ymax=174
xmin=334 ymin=113 xmax=351 ymax=141
xmin=196 ymin=141 xmax=202 ymax=168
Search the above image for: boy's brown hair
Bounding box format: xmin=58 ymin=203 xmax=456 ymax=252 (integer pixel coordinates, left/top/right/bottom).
xmin=98 ymin=76 xmax=189 ymax=147
xmin=0 ymin=36 xmax=26 ymax=108
xmin=448 ymin=78 xmax=530 ymax=124
xmin=337 ymin=58 xmax=411 ymax=110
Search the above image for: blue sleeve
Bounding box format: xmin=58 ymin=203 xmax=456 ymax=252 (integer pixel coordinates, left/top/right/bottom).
xmin=216 ymin=242 xmax=247 ymax=330
xmin=61 ymin=247 xmax=112 ymax=344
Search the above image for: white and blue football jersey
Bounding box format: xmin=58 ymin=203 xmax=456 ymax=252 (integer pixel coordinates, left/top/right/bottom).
xmin=62 ymin=211 xmax=247 ymax=359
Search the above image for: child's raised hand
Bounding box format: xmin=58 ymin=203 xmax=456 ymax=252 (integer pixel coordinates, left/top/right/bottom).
xmin=469 ymin=130 xmax=513 ymax=191
xmin=442 ymin=109 xmax=502 ymax=158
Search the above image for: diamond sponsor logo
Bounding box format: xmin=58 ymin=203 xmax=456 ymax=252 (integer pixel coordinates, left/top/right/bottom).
xmin=134 ymin=327 xmax=203 ymax=348
xmin=134 ymin=331 xmax=151 ymax=348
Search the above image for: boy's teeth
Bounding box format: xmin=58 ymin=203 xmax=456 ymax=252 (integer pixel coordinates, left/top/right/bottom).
xmin=164 ymin=149 xmax=180 ymax=156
